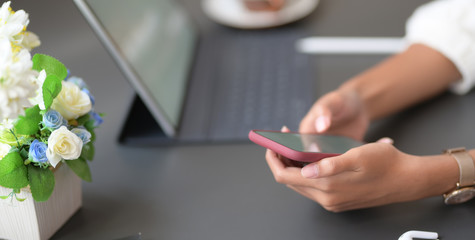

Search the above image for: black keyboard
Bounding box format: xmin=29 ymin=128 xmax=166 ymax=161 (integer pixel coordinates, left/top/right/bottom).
xmin=207 ymin=28 xmax=316 ymax=140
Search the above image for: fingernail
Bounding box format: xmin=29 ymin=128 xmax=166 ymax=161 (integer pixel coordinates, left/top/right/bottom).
xmin=378 ymin=137 xmax=394 ymax=144
xmin=301 ymin=164 xmax=318 ymax=178
xmin=315 ymin=116 xmax=329 ymax=132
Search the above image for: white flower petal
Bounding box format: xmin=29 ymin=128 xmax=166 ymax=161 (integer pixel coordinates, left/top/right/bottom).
xmin=48 ymin=126 xmax=83 ymax=163
xmin=47 ymin=148 xmax=62 ymax=168
xmin=52 ymin=81 xmax=92 ymax=120
xmin=21 ymin=31 xmax=40 ymax=50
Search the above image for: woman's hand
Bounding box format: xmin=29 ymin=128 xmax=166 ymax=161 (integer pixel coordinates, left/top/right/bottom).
xmin=299 ymin=44 xmax=462 ymax=141
xmin=299 ymin=88 xmax=369 ymax=141
xmin=268 ymin=43 xmax=466 ymax=212
xmin=265 ymin=140 xmax=459 ymax=212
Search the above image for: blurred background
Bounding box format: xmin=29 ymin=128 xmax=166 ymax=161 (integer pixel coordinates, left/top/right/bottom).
xmin=11 ymin=0 xmax=459 ymax=239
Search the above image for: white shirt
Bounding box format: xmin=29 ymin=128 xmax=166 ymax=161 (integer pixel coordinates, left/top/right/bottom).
xmin=406 ymin=0 xmax=475 ymax=94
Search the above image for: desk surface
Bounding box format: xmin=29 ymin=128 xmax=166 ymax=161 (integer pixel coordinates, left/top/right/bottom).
xmin=13 ymin=0 xmax=475 ymax=239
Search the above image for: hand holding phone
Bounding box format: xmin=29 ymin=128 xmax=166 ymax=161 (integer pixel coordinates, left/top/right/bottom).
xmin=249 ymin=130 xmax=364 ymax=162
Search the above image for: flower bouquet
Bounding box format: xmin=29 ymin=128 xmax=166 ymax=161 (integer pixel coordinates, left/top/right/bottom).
xmin=0 ymin=1 xmax=102 ymax=239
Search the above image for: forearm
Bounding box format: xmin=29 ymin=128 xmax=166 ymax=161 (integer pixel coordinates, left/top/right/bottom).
xmin=339 ymin=44 xmax=462 ymax=120
xmin=409 ymin=149 xmax=475 ymax=201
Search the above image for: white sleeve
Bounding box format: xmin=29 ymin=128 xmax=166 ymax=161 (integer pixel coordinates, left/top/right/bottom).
xmin=405 ymin=0 xmax=475 ymax=95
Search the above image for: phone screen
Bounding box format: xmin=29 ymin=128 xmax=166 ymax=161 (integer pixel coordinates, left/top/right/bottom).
xmin=254 ymin=131 xmax=363 ymax=153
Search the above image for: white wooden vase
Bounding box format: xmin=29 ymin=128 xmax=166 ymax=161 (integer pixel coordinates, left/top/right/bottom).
xmin=0 ymin=164 xmax=82 ymax=240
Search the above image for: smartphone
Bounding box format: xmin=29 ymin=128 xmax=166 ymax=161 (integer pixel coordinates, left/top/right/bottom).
xmin=249 ymin=130 xmax=364 ymax=162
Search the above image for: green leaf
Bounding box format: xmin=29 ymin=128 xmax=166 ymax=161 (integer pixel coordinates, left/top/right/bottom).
xmin=84 ymin=119 xmax=95 ymax=131
xmin=42 ymin=75 xmax=62 ymax=110
xmin=0 ymin=152 xmax=29 ymax=189
xmin=76 ymin=114 xmax=90 ymax=126
xmin=14 ymin=105 xmax=42 ymax=135
xmin=0 ymin=129 xmax=17 ymax=145
xmin=15 ymin=196 xmax=27 ymax=202
xmin=65 ymin=158 xmax=92 ymax=182
xmin=0 ymin=195 xmax=9 ymax=200
xmin=80 ymin=142 xmax=95 ymax=161
xmin=32 ymin=54 xmax=68 ymax=80
xmin=28 ymin=165 xmax=55 ymax=202
xmin=19 ymin=148 xmax=29 ymax=160
xmin=84 ymin=120 xmax=96 ymax=142
xmin=89 ymin=129 xmax=96 ymax=142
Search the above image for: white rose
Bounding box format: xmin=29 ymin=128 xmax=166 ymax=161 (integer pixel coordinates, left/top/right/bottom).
xmin=46 ymin=126 xmax=83 ymax=167
xmin=0 ymin=142 xmax=11 ymax=160
xmin=51 ymin=81 xmax=92 ymax=120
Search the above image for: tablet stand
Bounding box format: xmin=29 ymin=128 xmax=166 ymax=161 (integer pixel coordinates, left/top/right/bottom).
xmin=119 ymin=95 xmax=177 ymax=146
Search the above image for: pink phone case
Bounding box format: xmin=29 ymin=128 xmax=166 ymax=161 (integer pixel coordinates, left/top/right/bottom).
xmin=248 ymin=130 xmax=340 ymax=162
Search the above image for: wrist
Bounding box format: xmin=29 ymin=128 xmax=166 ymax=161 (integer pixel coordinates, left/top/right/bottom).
xmin=411 ymin=154 xmax=459 ymax=199
xmin=338 ymin=75 xmax=380 ymax=121
xmin=337 ymin=80 xmax=371 ymax=119
xmin=442 ymin=148 xmax=475 ymax=204
xmin=415 ymin=149 xmax=475 ymax=200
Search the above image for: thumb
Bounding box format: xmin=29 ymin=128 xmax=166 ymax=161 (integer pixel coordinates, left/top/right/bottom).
xmin=301 ymin=155 xmax=355 ymax=179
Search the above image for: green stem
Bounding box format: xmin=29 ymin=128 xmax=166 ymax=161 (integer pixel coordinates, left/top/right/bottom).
xmin=0 ymin=189 xmax=26 ymax=202
xmin=9 ymin=129 xmax=20 ymax=148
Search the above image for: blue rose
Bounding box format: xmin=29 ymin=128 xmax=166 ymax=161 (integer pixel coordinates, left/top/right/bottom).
xmin=65 ymin=69 xmax=71 ymax=80
xmin=29 ymin=139 xmax=48 ymax=163
xmin=66 ymin=76 xmax=88 ymax=89
xmin=43 ymin=110 xmax=67 ymax=130
xmin=90 ymin=111 xmax=103 ymax=127
xmin=82 ymin=88 xmax=95 ymax=106
xmin=71 ymin=128 xmax=92 ymax=144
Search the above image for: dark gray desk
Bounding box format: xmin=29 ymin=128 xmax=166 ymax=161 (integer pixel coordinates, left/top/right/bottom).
xmin=15 ymin=0 xmax=475 ymax=239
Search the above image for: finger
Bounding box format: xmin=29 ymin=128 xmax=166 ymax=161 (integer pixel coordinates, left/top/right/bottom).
xmin=266 ymin=149 xmax=301 ymax=172
xmin=266 ymin=149 xmax=319 ymax=187
xmin=377 ymin=137 xmax=394 ymax=145
xmin=299 ymin=104 xmax=327 ymax=133
xmin=301 ymin=156 xmax=356 ymax=179
xmin=314 ymin=106 xmax=331 ymax=133
xmin=266 ymin=149 xmax=286 ymax=170
xmin=279 ymin=154 xmax=297 ymax=167
xmin=281 ymin=125 xmax=290 ymax=133
xmin=264 ymin=136 xmax=299 ymax=167
xmin=299 ymin=93 xmax=344 ymax=134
